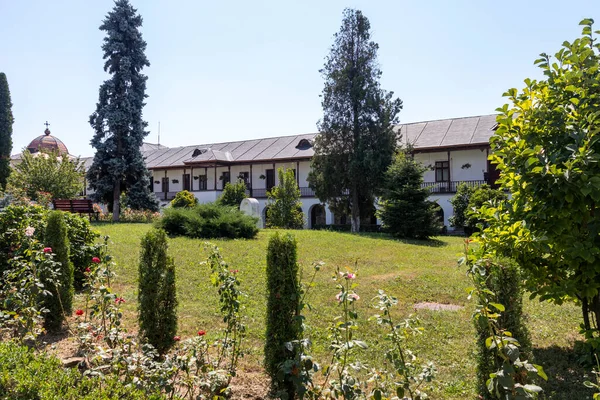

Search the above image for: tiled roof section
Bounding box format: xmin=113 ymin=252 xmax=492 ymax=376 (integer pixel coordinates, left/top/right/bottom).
xmin=399 ymin=114 xmax=497 ymax=149
xmin=136 ymin=115 xmax=498 ymax=169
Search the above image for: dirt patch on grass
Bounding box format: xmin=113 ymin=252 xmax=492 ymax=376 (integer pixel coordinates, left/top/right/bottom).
xmin=230 ymin=367 xmax=269 ymax=399
xmin=413 ymin=302 xmax=463 ymax=311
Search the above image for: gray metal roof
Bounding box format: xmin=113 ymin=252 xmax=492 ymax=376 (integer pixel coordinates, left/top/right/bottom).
xmin=142 ymin=114 xmax=497 ymax=169
xmin=12 ymin=114 xmax=498 ymax=170
xmin=144 ymin=134 xmax=318 ymax=169
xmin=399 ymin=114 xmax=497 ymax=150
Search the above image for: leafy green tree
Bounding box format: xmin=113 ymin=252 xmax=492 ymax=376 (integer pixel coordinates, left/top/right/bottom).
xmin=43 ymin=211 xmax=74 ymax=331
xmin=265 ymin=232 xmax=302 ymax=398
xmin=87 ymin=0 xmax=158 ymax=221
xmin=479 ymin=19 xmax=600 ymax=337
xmin=378 ymin=153 xmax=441 ymax=239
xmin=448 ymin=183 xmax=475 ymax=229
xmin=138 ymin=228 xmax=177 ymax=354
xmin=267 ymin=168 xmax=304 ymax=229
xmin=465 ymin=185 xmax=506 ymax=230
xmin=450 ymin=184 xmax=506 ymax=234
xmin=308 ymin=8 xmax=403 ymax=233
xmin=0 ymin=73 xmax=13 ymax=191
xmin=218 ymin=179 xmax=247 ymax=207
xmin=8 ymin=150 xmax=84 ymax=201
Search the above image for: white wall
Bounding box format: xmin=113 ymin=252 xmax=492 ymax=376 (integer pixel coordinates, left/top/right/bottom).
xmin=414 ymin=151 xmax=447 ymax=182
xmin=255 ymin=197 xmax=332 ymax=228
xmin=427 ymin=193 xmax=453 ymax=228
xmin=450 ymin=148 xmax=487 ymax=182
xmin=414 ymin=148 xmax=488 ymax=182
xmin=194 ymin=191 xmax=221 ymax=203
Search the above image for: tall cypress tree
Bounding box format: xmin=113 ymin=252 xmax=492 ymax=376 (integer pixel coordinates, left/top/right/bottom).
xmin=308 ymin=9 xmax=403 ymax=233
xmin=88 ymin=0 xmax=158 ymax=221
xmin=0 ymin=73 xmax=13 ymax=191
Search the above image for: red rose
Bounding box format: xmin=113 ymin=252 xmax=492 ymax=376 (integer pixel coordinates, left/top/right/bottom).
xmin=85 ymin=267 xmax=91 ymax=273
xmin=43 ymin=247 xmax=52 ymax=253
xmin=197 ymin=330 xmax=206 ymax=336
xmin=173 ymin=335 xmax=181 ymax=341
xmin=92 ymin=257 xmax=101 ymax=264
xmin=115 ymin=297 xmax=125 ymax=304
xmin=75 ymin=309 xmax=84 ymax=316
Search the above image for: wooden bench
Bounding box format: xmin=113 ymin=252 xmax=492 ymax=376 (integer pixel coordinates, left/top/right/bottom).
xmin=53 ymin=199 xmax=99 ymax=221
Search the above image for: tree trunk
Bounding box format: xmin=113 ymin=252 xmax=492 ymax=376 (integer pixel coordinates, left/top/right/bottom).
xmin=351 ymin=184 xmax=360 ymax=233
xmin=590 ymin=294 xmax=600 ymax=332
xmin=581 ymin=294 xmax=600 ymax=332
xmin=112 ymin=182 xmax=120 ymax=222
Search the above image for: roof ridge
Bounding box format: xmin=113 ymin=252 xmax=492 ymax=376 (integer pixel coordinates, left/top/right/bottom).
xmin=400 ymin=113 xmax=498 ymax=125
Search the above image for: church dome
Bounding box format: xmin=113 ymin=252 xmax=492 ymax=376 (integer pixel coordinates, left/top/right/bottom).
xmin=27 ymin=125 xmax=69 ymax=155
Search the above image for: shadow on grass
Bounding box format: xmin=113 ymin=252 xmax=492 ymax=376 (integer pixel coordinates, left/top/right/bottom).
xmin=346 ymin=231 xmax=449 ymax=248
xmin=37 ymin=327 xmax=70 ymax=347
xmin=533 ymin=345 xmax=596 ymax=399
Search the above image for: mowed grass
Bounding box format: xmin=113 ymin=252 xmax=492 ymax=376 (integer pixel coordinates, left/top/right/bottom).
xmin=91 ymin=223 xmax=592 ymax=399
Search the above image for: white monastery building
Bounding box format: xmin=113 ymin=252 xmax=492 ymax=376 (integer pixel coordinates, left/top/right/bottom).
xmin=18 ymin=114 xmax=499 ymax=230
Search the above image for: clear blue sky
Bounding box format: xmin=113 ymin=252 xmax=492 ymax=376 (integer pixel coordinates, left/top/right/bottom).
xmin=1 ymin=0 xmax=599 ymax=156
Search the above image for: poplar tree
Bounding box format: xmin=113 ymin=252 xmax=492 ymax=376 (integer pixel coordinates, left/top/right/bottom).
xmin=308 ymin=8 xmax=403 ymax=233
xmin=0 ymin=73 xmax=13 ymax=191
xmin=88 ymin=0 xmax=158 ymax=221
xmin=267 ymin=168 xmax=304 ymax=229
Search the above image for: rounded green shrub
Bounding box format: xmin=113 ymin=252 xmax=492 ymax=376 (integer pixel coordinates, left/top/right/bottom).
xmin=0 ymin=206 xmax=99 ymax=289
xmin=170 ymin=190 xmax=198 ymax=208
xmin=138 ymin=228 xmax=178 ymax=354
xmin=43 ymin=210 xmax=74 ymax=331
xmin=157 ymin=203 xmax=258 ymax=239
xmin=265 ymin=232 xmax=302 ymax=398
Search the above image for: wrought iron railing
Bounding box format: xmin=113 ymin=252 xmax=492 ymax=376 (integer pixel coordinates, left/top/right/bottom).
xmin=421 ymin=180 xmax=486 ymax=194
xmin=250 ymin=187 xmax=316 ymax=198
xmin=155 ymin=186 xmax=317 ymax=200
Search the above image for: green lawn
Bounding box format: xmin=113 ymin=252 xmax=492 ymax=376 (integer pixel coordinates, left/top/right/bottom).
xmin=91 ymin=223 xmax=592 ymax=399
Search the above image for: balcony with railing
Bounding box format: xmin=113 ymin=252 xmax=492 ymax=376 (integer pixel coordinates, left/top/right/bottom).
xmin=154 ymin=186 xmax=317 ymax=201
xmin=250 ymin=186 xmax=316 ymax=198
xmin=421 ymin=180 xmax=487 ymax=194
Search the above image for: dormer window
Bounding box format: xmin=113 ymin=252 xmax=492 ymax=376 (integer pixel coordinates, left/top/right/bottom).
xmin=192 ymin=148 xmax=209 ymax=157
xmin=296 ymin=139 xmax=313 ymax=150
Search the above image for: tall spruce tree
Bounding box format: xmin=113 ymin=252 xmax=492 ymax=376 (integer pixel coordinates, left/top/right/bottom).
xmin=0 ymin=73 xmax=13 ymax=191
xmin=88 ymin=0 xmax=158 ymax=221
xmin=308 ymin=8 xmax=403 ymax=233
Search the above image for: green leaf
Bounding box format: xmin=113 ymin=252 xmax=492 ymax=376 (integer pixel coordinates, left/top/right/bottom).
xmin=523 ymin=384 xmax=543 ymax=393
xmin=534 ymin=364 xmax=548 ymax=380
xmin=396 ymin=386 xmax=405 ymax=398
xmin=489 ymin=302 xmax=505 ymax=312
